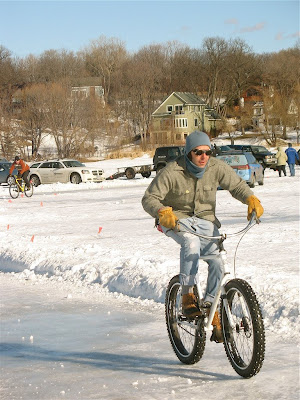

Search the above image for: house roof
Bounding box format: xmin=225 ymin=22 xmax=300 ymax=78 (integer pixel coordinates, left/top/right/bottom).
xmin=152 ymin=91 xmax=206 ymax=115
xmin=173 ymin=92 xmax=206 ymax=105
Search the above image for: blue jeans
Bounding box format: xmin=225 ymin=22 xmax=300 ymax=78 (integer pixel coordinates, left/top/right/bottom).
xmin=288 ymin=163 xmax=295 ymax=176
xmin=162 ymin=217 xmax=222 ymax=302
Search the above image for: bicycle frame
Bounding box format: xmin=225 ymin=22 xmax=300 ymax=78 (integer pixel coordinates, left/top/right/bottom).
xmin=14 ymin=176 xmax=26 ymax=192
xmin=178 ymin=213 xmax=259 ymax=332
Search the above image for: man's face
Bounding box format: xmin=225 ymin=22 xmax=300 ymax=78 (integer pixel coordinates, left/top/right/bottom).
xmin=15 ymin=160 xmax=20 ymax=165
xmin=190 ymin=145 xmax=211 ymax=168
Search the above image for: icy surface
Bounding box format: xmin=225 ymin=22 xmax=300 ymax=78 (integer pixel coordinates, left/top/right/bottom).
xmin=1 ymin=273 xmax=299 ymax=400
xmin=0 ymin=150 xmax=299 ymax=398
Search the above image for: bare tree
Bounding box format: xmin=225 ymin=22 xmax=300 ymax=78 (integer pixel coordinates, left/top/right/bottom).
xmin=0 ymin=104 xmax=16 ymax=158
xmin=0 ymin=46 xmax=21 ymax=111
xmin=224 ymin=39 xmax=262 ymax=106
xmin=118 ymin=43 xmax=168 ymax=148
xmin=42 ymin=82 xmax=107 ymax=158
xmin=17 ymin=84 xmax=50 ymax=158
xmin=202 ymin=37 xmax=228 ymax=108
xmin=83 ymin=36 xmax=127 ymax=104
xmin=262 ymin=47 xmax=300 ymax=139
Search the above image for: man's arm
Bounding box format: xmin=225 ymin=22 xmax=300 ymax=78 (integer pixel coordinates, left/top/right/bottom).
xmin=9 ymin=163 xmax=15 ymax=175
xmin=141 ymin=169 xmax=172 ymax=219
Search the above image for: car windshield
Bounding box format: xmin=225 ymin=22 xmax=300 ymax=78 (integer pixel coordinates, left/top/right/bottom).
xmin=217 ymin=154 xmax=247 ymax=166
xmin=62 ymin=160 xmax=85 ymax=168
xmin=251 ymin=146 xmax=268 ymax=153
xmin=30 ymin=162 xmax=41 ymax=168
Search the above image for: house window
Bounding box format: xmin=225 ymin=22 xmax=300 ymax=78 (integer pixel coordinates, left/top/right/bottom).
xmin=174 ymin=118 xmax=188 ymax=128
xmin=167 ymin=105 xmax=173 ymax=114
xmin=175 ymin=105 xmax=184 ymax=115
xmin=194 ymin=118 xmax=198 ymax=127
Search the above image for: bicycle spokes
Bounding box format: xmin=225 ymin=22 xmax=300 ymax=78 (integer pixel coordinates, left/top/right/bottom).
xmin=221 ymin=279 xmax=265 ymax=378
xmin=165 ymin=275 xmax=206 ymax=365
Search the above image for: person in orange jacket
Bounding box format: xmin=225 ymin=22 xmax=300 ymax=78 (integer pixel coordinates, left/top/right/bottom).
xmin=9 ymin=156 xmax=31 ymax=189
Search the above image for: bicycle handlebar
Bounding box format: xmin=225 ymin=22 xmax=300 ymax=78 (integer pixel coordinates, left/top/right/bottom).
xmin=178 ymin=212 xmax=259 ymax=241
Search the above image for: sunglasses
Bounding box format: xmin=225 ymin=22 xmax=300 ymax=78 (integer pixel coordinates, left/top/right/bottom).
xmin=192 ymin=149 xmax=212 ymax=156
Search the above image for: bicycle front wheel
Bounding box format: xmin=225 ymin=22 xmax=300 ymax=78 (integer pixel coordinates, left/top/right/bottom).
xmin=9 ymin=183 xmax=20 ymax=199
xmin=165 ymin=275 xmax=206 ymax=364
xmin=25 ymin=183 xmax=33 ymax=197
xmin=221 ymin=278 xmax=265 ymax=378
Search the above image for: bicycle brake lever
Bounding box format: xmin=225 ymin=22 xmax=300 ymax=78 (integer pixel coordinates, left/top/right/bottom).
xmin=251 ymin=211 xmax=260 ymax=224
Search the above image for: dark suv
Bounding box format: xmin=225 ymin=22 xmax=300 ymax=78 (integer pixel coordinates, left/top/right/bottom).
xmin=228 ymin=145 xmax=277 ymax=169
xmin=153 ymin=146 xmax=185 ymax=172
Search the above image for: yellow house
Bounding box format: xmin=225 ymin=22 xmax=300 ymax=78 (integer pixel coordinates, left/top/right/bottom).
xmin=150 ymin=92 xmax=221 ymax=145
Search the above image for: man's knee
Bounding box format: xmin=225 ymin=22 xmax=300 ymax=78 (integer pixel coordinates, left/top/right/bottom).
xmin=182 ymin=233 xmax=199 ymax=250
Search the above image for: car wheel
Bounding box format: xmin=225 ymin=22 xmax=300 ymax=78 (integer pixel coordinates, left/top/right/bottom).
xmin=30 ymin=175 xmax=40 ymax=187
xmin=125 ymin=167 xmax=135 ymax=179
xmin=141 ymin=171 xmax=151 ymax=178
xmin=249 ymin=175 xmax=255 ymax=188
xmin=70 ymin=173 xmax=82 ymax=184
xmin=258 ymin=176 xmax=264 ymax=185
xmin=6 ymin=175 xmax=15 ymax=185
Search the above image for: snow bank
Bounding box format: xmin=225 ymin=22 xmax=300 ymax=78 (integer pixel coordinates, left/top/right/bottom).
xmin=0 ymin=157 xmax=299 ymax=341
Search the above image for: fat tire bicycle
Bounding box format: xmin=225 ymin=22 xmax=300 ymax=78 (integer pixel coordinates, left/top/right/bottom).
xmin=9 ymin=175 xmax=33 ymax=199
xmin=165 ymin=213 xmax=265 ymax=378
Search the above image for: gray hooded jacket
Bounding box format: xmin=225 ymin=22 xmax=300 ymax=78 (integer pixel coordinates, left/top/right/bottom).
xmin=142 ymin=155 xmax=253 ymax=228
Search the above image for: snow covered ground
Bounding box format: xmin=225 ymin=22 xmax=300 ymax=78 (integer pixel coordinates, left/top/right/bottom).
xmin=1 ymin=272 xmax=298 ymax=400
xmin=0 ymin=151 xmax=299 ymax=398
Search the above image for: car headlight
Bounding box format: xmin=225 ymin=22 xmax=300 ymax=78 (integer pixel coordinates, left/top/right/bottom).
xmin=81 ymin=170 xmax=90 ymax=174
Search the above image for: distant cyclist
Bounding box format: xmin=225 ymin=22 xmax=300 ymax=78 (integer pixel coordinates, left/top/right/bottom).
xmin=9 ymin=156 xmax=31 ymax=189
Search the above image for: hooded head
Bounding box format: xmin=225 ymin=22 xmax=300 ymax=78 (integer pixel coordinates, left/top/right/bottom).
xmin=14 ymin=156 xmax=20 ymax=162
xmin=185 ymin=130 xmax=211 ymax=155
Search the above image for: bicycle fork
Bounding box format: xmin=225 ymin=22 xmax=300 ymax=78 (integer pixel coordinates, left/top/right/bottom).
xmin=196 ymin=249 xmax=236 ymax=332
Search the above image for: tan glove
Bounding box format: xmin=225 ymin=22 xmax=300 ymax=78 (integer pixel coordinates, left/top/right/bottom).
xmin=246 ymin=195 xmax=264 ymax=220
xmin=158 ymin=207 xmax=178 ymax=229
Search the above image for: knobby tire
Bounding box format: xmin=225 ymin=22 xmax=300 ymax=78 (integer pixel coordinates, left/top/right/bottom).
xmin=165 ymin=275 xmax=206 ymax=364
xmin=221 ymin=278 xmax=265 ymax=378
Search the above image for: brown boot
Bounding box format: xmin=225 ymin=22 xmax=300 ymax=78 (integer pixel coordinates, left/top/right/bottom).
xmin=182 ymin=293 xmax=201 ymax=318
xmin=210 ymin=311 xmax=224 ymax=343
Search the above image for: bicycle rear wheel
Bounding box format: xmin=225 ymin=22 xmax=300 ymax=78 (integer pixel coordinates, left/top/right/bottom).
xmin=9 ymin=183 xmax=20 ymax=199
xmin=165 ymin=275 xmax=206 ymax=364
xmin=221 ymin=278 xmax=265 ymax=378
xmin=25 ymin=183 xmax=33 ymax=197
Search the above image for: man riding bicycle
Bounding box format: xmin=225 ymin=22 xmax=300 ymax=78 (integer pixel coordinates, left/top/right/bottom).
xmin=9 ymin=156 xmax=31 ymax=189
xmin=142 ymin=131 xmax=264 ymax=342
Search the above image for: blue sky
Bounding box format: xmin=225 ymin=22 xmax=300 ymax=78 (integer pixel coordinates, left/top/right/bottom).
xmin=0 ymin=0 xmax=299 ymax=57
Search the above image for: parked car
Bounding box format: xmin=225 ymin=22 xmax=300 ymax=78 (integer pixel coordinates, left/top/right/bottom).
xmin=0 ymin=159 xmax=18 ymax=185
xmin=153 ymin=146 xmax=185 ymax=172
xmin=228 ymin=145 xmax=277 ymax=169
xmin=216 ymin=151 xmax=264 ymax=188
xmin=212 ymin=144 xmax=233 ymax=155
xmin=29 ymin=159 xmax=105 ymax=186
